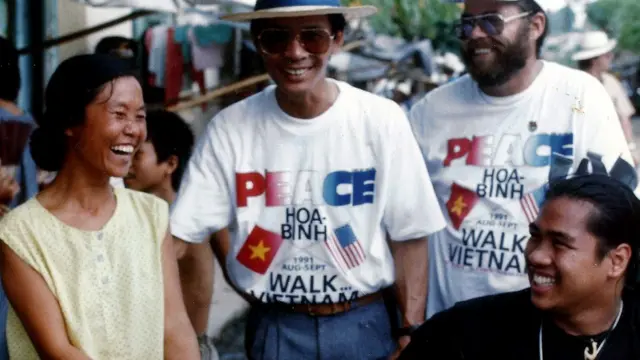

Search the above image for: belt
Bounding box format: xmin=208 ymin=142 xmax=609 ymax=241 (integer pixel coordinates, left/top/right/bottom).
xmin=257 ymin=290 xmax=384 ymax=317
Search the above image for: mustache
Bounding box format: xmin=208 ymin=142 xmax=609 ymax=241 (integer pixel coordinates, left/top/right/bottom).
xmin=465 ymin=38 xmax=505 ymax=52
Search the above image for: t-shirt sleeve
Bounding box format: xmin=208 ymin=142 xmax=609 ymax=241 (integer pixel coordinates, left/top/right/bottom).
xmin=170 ymin=117 xmax=234 ymax=244
xmin=383 ymin=103 xmax=446 ymax=241
xmin=578 ymin=76 xmax=638 ymax=193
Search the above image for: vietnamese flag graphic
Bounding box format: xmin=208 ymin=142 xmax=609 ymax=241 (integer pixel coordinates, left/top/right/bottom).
xmin=236 ymin=226 xmax=284 ymax=274
xmin=446 ymin=183 xmax=480 ymax=230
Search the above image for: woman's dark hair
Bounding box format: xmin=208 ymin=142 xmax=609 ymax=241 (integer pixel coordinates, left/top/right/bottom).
xmin=0 ymin=36 xmax=21 ymax=102
xmin=30 ymin=54 xmax=136 ymax=171
xmin=145 ymin=110 xmax=194 ymax=192
xmin=250 ymin=14 xmax=347 ymax=37
xmin=545 ymin=174 xmax=640 ymax=288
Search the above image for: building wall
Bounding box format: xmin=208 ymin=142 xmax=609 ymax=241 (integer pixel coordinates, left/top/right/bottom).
xmin=56 ymin=1 xmax=133 ymax=61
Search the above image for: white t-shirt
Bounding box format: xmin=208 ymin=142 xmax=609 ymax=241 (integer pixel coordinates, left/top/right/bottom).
xmin=171 ymin=80 xmax=446 ymax=304
xmin=409 ymin=61 xmax=638 ymax=318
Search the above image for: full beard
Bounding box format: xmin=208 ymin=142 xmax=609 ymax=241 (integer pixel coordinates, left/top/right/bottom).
xmin=462 ymin=25 xmax=531 ymax=88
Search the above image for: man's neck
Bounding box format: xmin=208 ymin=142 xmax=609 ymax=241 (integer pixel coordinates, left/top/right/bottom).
xmin=275 ymin=79 xmax=338 ymax=119
xmin=551 ymin=297 xmax=623 ymax=336
xmin=480 ymin=58 xmax=543 ymax=97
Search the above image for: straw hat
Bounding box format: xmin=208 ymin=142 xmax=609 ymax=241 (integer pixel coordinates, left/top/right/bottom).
xmin=572 ymin=31 xmax=617 ymax=61
xmin=221 ymin=0 xmax=377 ymax=22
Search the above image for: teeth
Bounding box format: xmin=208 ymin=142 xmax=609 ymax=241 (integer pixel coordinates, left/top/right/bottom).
xmin=285 ymin=69 xmax=307 ymax=76
xmin=111 ymin=145 xmax=134 ymax=154
xmin=533 ymin=274 xmax=555 ymax=286
xmin=475 ymin=48 xmax=491 ymax=54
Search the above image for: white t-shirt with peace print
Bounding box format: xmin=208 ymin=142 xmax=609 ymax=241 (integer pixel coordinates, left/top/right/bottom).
xmin=171 ymin=80 xmax=446 ymax=304
xmin=409 ymin=61 xmax=638 ymax=318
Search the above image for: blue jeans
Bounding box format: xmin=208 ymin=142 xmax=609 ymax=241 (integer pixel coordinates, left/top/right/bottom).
xmin=245 ymin=299 xmax=395 ymax=360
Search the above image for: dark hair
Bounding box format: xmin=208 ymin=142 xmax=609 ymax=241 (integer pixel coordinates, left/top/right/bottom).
xmin=95 ymin=36 xmax=134 ymax=55
xmin=250 ymin=14 xmax=347 ymax=37
xmin=544 ymin=174 xmax=640 ymax=287
xmin=145 ymin=110 xmax=195 ymax=191
xmin=0 ymin=36 xmax=21 ymax=102
xmin=578 ymin=58 xmax=595 ymax=71
xmin=516 ymin=0 xmax=548 ymax=58
xmin=30 ymin=54 xmax=137 ymax=171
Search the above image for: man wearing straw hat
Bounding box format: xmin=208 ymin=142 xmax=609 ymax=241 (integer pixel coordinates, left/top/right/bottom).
xmin=573 ymin=31 xmax=637 ymax=165
xmin=171 ymin=0 xmax=446 ymax=358
xmin=409 ymin=0 xmax=637 ymax=322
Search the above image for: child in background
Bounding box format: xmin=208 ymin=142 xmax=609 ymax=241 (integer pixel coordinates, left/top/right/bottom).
xmin=124 ymin=110 xmax=218 ymax=359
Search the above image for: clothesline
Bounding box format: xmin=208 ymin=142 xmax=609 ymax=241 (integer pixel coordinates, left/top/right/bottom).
xmin=17 ymin=10 xmax=156 ymax=55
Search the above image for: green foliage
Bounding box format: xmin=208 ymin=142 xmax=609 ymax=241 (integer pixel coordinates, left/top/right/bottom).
xmin=586 ymin=0 xmax=640 ymax=53
xmin=343 ymin=0 xmax=462 ymax=52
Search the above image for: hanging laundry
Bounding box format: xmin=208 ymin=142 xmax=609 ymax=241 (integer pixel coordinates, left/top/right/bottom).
xmin=173 ymin=25 xmax=192 ymax=64
xmin=148 ymin=25 xmax=169 ymax=87
xmin=192 ymin=23 xmax=233 ymax=46
xmin=165 ymin=27 xmax=206 ymax=106
xmin=188 ymin=23 xmax=233 ymax=71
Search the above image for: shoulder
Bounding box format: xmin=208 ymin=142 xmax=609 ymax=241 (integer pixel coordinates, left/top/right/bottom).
xmin=453 ymin=288 xmax=532 ymax=316
xmin=410 ymin=75 xmax=475 ymax=114
xmin=206 ymin=86 xmax=274 ymax=135
xmin=338 ymin=80 xmax=402 ymax=113
xmin=116 ymin=189 xmax=170 ymax=237
xmin=334 ymin=80 xmax=411 ymax=136
xmin=422 ymin=289 xmax=534 ymax=340
xmin=116 ymin=188 xmax=169 ymax=216
xmin=542 ymin=61 xmax=608 ymax=99
xmin=0 ymin=199 xmax=40 ymax=234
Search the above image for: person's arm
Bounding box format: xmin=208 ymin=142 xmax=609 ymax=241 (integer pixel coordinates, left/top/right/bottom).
xmin=384 ymin=102 xmax=447 ymax=359
xmin=389 ymin=236 xmax=429 ymax=357
xmin=390 ymin=237 xmax=428 ymax=327
xmin=0 ymin=161 xmax=20 ymax=205
xmin=162 ymin=229 xmax=200 ymax=359
xmin=0 ymin=242 xmax=91 ymax=359
xmin=177 ymin=240 xmax=214 ymax=335
xmin=171 ymin=116 xmax=246 ymax=322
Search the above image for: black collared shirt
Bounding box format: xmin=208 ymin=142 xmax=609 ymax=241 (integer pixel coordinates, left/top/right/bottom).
xmin=399 ymin=289 xmax=640 ymax=360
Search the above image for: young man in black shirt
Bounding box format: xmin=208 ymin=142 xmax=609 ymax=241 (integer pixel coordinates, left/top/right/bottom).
xmin=400 ymin=174 xmax=640 ymax=360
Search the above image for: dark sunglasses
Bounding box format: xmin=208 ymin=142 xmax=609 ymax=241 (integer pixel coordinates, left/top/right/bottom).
xmin=257 ymin=28 xmax=335 ymax=55
xmin=454 ymin=12 xmax=530 ymax=40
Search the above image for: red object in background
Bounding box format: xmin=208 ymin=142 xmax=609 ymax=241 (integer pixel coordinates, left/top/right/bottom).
xmin=165 ymin=28 xmax=207 ymax=109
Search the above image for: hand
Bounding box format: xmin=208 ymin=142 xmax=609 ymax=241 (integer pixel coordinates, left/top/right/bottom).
xmin=0 ymin=166 xmax=19 ymax=205
xmin=388 ymin=335 xmax=411 ymax=360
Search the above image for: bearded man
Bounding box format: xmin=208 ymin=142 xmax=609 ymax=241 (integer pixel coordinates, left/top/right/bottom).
xmin=407 ymin=0 xmax=638 ymax=320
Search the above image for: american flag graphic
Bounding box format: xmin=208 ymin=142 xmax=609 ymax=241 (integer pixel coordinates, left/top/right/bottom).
xmin=520 ymin=186 xmax=547 ymax=223
xmin=325 ymin=224 xmax=366 ymax=270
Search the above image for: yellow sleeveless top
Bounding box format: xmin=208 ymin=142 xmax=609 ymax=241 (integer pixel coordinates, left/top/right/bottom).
xmin=0 ymin=188 xmax=168 ymax=359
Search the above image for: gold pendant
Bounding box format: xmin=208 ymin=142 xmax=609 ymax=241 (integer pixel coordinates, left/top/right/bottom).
xmin=584 ymin=340 xmax=598 ymax=360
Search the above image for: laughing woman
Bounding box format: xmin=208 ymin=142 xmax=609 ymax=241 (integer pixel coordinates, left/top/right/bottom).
xmin=0 ymin=55 xmax=199 ymax=360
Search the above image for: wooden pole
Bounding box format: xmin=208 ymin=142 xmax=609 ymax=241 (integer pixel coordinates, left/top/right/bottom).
xmin=168 ymin=73 xmax=271 ymax=112
xmin=18 ymin=10 xmax=156 ymax=55
xmin=167 ymin=40 xmax=367 ymax=112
